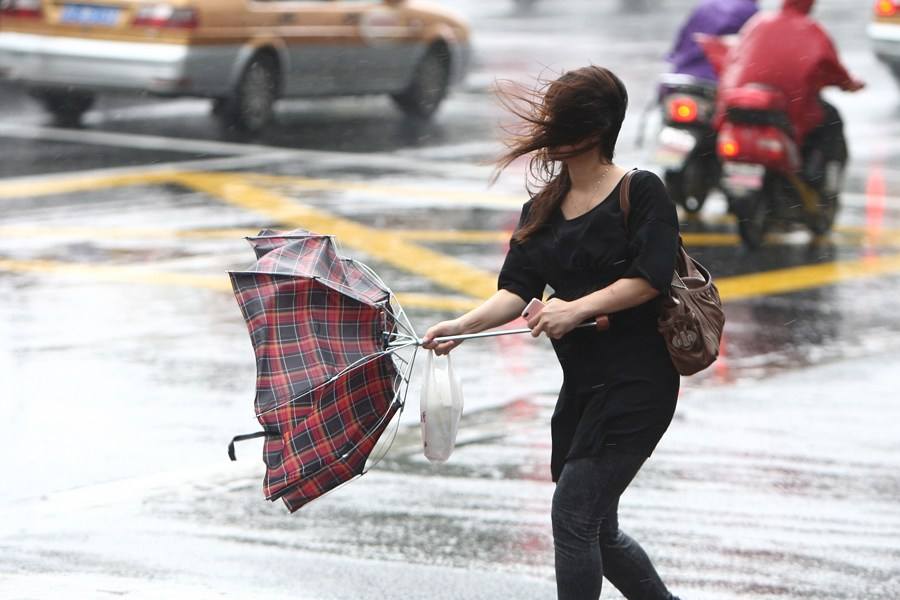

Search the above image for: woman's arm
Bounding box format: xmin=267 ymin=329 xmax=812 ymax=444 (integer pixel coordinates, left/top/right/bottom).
xmin=526 ymin=278 xmax=658 ymax=340
xmin=422 ymin=290 xmax=527 ymax=355
xmin=574 ymin=277 xmax=659 ymax=318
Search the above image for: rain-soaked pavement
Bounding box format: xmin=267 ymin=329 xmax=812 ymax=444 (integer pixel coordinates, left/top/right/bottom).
xmin=2 ymin=0 xmax=900 ymax=598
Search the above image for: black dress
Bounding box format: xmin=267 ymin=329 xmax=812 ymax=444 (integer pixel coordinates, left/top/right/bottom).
xmin=498 ymin=170 xmax=681 ymax=482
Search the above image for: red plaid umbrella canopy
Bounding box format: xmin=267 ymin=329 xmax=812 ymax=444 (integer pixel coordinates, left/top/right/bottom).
xmin=228 ymin=230 xmax=416 ymax=512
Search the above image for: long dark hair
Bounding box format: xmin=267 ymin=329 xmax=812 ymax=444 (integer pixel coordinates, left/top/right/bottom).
xmin=494 ymin=66 xmax=629 ymax=242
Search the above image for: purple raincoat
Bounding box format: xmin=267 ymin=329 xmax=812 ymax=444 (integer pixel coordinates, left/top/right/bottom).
xmin=667 ymin=0 xmax=758 ymax=82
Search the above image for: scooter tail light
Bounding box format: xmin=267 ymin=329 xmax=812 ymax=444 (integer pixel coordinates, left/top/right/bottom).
xmin=875 ymin=0 xmax=898 ymax=17
xmin=133 ymin=5 xmax=198 ymax=29
xmin=668 ymin=97 xmax=699 ymax=124
xmin=719 ymin=138 xmax=740 ymax=158
xmin=0 ymin=0 xmax=43 ymax=18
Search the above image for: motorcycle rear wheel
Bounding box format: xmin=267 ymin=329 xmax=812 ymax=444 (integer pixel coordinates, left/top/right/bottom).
xmin=735 ymin=191 xmax=769 ymax=250
xmin=665 ymin=158 xmax=710 ymax=215
xmin=807 ymin=192 xmax=838 ymax=236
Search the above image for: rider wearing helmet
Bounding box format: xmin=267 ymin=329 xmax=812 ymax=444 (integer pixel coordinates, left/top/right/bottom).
xmin=667 ymin=0 xmax=758 ymax=83
xmin=716 ymin=0 xmax=864 ymax=180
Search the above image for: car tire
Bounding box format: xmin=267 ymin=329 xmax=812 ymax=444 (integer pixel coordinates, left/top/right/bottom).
xmin=33 ymin=89 xmax=95 ymax=127
xmin=216 ymin=53 xmax=279 ymax=134
xmin=391 ymin=46 xmax=451 ymax=120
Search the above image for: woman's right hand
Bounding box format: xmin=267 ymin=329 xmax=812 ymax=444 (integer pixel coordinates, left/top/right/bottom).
xmin=422 ymin=319 xmax=465 ymax=355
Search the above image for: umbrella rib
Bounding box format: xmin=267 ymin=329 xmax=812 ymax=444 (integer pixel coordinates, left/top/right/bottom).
xmin=382 ymin=302 xmax=417 ymax=340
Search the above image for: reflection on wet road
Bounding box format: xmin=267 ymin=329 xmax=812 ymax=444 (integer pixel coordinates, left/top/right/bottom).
xmin=2 ymin=0 xmax=900 ymax=598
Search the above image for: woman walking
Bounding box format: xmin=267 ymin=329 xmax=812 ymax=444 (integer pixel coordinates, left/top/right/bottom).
xmin=422 ymin=66 xmax=683 ymax=600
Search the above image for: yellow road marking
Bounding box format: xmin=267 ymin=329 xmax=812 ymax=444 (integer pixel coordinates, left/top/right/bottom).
xmin=244 ymin=173 xmax=523 ymax=207
xmin=0 ymin=225 xmax=512 ymax=245
xmin=0 ymin=168 xmax=522 ymax=207
xmin=175 ymin=172 xmax=499 ymax=299
xmin=0 ymin=258 xmax=480 ymax=313
xmin=393 ymin=230 xmax=511 ymax=244
xmin=681 ymin=233 xmax=740 ymax=246
xmin=716 ymin=254 xmax=900 ymax=302
xmin=7 ymin=224 xmax=900 ymax=250
xmin=0 ymin=225 xmax=262 ymax=241
xmin=5 ymin=169 xmax=900 ymax=311
xmin=0 ymin=172 xmax=177 ymax=200
xmin=390 ymin=293 xmax=480 ymax=313
xmin=0 ymin=258 xmax=230 ymax=292
xmin=5 ymin=250 xmax=900 ymax=311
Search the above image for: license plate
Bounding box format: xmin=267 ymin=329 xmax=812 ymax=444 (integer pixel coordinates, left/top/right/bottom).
xmin=654 ymin=127 xmax=697 ymax=168
xmin=722 ymin=162 xmax=765 ymax=193
xmin=61 ymin=4 xmax=120 ymax=26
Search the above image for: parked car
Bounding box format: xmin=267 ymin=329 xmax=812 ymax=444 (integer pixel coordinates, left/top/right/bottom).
xmin=869 ymin=0 xmax=900 ymax=86
xmin=0 ymin=0 xmax=471 ymax=131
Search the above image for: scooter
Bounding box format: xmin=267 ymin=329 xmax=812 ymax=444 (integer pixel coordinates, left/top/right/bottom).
xmin=715 ymin=85 xmax=845 ymax=249
xmin=654 ymin=73 xmax=721 ymax=214
xmin=694 ymin=33 xmax=848 ymax=249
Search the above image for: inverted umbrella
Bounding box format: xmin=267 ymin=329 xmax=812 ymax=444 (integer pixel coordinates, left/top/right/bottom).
xmin=228 ymin=229 xmax=417 ymax=511
xmin=228 ymin=229 xmax=608 ymax=511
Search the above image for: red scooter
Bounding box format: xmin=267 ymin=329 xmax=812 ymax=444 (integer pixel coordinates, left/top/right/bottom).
xmin=716 ymin=85 xmax=845 ymax=248
xmin=697 ymin=34 xmax=847 ymax=249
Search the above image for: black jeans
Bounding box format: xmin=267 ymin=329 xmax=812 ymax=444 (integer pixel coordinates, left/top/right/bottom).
xmin=552 ymin=453 xmax=678 ymax=600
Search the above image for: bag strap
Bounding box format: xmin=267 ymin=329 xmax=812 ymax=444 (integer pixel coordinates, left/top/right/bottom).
xmin=618 ymin=168 xmax=637 ymax=223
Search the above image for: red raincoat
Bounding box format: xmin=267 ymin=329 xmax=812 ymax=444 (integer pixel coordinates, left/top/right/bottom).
xmin=717 ymin=0 xmax=856 ymax=144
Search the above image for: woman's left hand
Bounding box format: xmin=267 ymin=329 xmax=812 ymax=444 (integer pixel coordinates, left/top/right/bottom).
xmin=525 ymin=298 xmax=584 ymax=340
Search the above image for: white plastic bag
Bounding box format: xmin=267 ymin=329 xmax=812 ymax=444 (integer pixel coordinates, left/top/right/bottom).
xmin=419 ymin=350 xmax=464 ymax=463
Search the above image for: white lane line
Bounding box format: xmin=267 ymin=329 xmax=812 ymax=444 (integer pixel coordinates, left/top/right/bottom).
xmin=0 ymin=151 xmax=300 ymax=191
xmin=83 ymin=99 xmax=215 ymax=125
xmin=0 ymin=121 xmax=278 ymax=156
xmin=393 ymin=140 xmax=503 ymax=160
xmin=0 ymin=122 xmax=497 ymax=180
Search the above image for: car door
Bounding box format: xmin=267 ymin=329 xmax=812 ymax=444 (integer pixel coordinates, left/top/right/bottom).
xmin=329 ymin=0 xmax=422 ymax=94
xmin=246 ymin=0 xmax=349 ymax=97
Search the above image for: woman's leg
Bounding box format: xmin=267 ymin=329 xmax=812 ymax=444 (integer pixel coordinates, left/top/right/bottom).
xmin=552 ymin=451 xmax=648 ymax=600
xmin=599 ymin=499 xmax=678 ymax=600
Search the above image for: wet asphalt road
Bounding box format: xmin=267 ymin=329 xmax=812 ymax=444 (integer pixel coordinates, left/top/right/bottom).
xmin=2 ymin=0 xmax=900 ymax=598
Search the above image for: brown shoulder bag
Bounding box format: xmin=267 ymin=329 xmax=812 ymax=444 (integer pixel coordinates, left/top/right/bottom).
xmin=619 ymin=171 xmax=726 ymax=376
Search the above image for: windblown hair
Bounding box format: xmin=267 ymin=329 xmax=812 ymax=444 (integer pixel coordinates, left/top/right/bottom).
xmin=494 ymin=66 xmax=629 ymax=242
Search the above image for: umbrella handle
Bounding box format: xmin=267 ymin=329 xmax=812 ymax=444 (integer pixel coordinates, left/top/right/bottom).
xmin=228 ymin=430 xmax=280 ymax=461
xmin=416 ymin=315 xmax=610 ymax=346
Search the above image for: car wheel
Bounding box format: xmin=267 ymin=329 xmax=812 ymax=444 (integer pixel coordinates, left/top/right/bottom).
xmin=391 ymin=46 xmax=450 ymax=120
xmin=736 ymin=191 xmax=769 ymax=250
xmin=33 ymin=89 xmax=95 ymax=127
xmin=217 ymin=53 xmax=279 ymax=134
